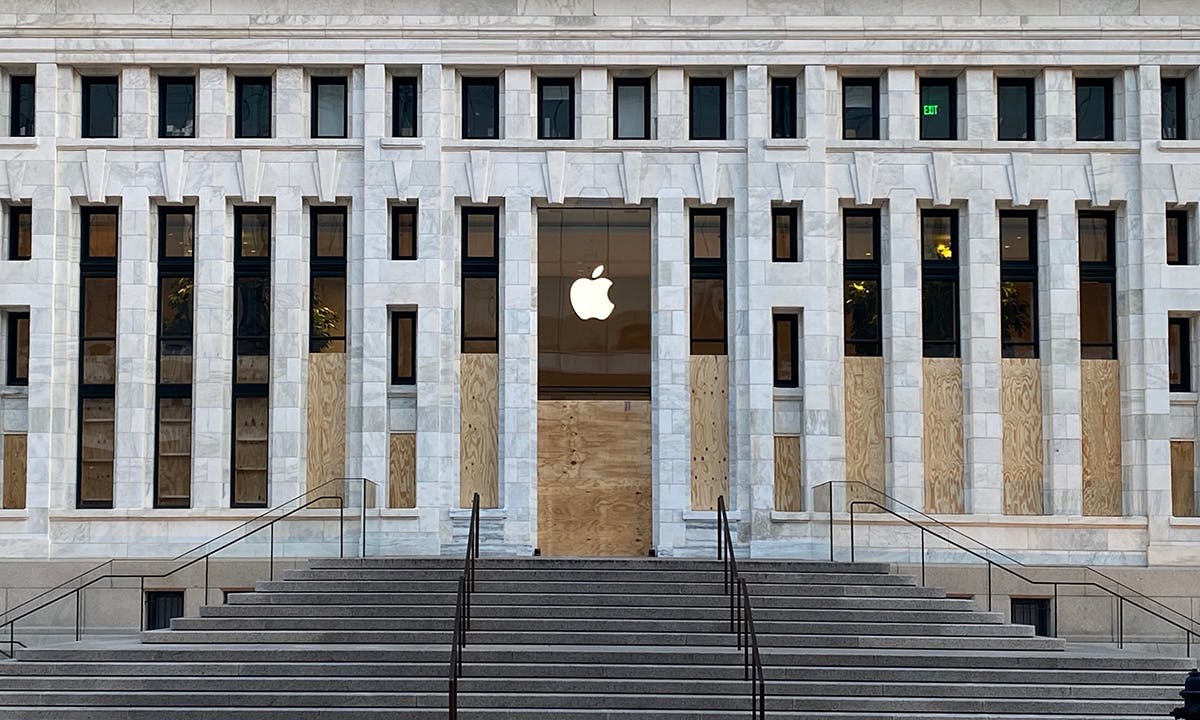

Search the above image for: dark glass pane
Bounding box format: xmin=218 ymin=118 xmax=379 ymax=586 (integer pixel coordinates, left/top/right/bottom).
xmin=922 ymin=214 xmax=956 ymax=263
xmin=79 ymin=397 xmax=115 ymax=506
xmin=238 ymin=210 xmax=271 ymax=258
xmin=773 ymin=315 xmax=796 ymax=386
xmin=920 ymin=79 xmax=954 ymax=140
xmin=1080 ymin=280 xmax=1114 ymax=348
xmin=1168 ymin=212 xmax=1187 ymax=265
xmin=11 ymin=207 xmax=31 ymax=260
xmin=83 ymin=78 xmax=118 ymax=139
xmin=313 ymin=79 xmax=346 ymax=138
xmin=84 ymin=211 xmax=118 ymax=258
xmin=393 ymin=313 xmax=415 ymax=384
xmin=773 ymin=210 xmax=795 ymax=261
xmin=393 ymin=77 xmax=417 ymax=137
xmin=691 ymin=212 xmax=723 ymax=260
xmin=236 ymin=78 xmax=272 ymax=139
xmin=539 ymin=80 xmax=572 ymax=139
xmin=11 ymin=315 xmax=29 ymax=383
xmin=997 ymin=79 xmax=1033 ymax=141
xmin=159 ymin=276 xmax=193 ymax=384
xmin=463 ymin=79 xmax=498 ymax=139
xmin=393 ymin=206 xmax=416 ymax=259
xmin=83 ymin=276 xmax=117 ymax=338
xmin=690 ymin=277 xmax=726 ymax=354
xmin=1001 ymin=280 xmax=1036 ymax=346
xmin=11 ymin=76 xmax=34 ymax=137
xmin=156 ymin=397 xmax=191 ymax=507
xmin=690 ymin=79 xmax=725 ymax=140
xmin=464 ymin=211 xmax=497 ymax=259
xmin=1076 ymin=80 xmax=1112 ymax=141
xmin=462 ymin=276 xmax=497 ymax=350
xmin=1079 ymin=214 xmax=1112 ymax=263
xmin=923 ymin=279 xmax=958 ymax=356
xmin=1170 ymin=319 xmax=1188 ymax=390
xmin=1163 ymin=79 xmax=1185 ymax=140
xmin=159 ymin=78 xmax=195 ymax=138
xmin=161 ymin=211 xmax=194 ymax=258
xmin=771 ymin=78 xmax=797 ymax=139
xmin=313 ymin=211 xmax=346 ymax=258
xmin=615 ymin=81 xmax=648 ymax=139
xmin=844 ymin=279 xmax=881 ymax=348
xmin=232 ymin=396 xmax=268 ymax=507
xmin=1000 ymin=213 xmax=1034 ymax=262
xmin=844 ymin=213 xmax=876 ymax=261
xmin=234 ymin=277 xmax=270 ymax=338
xmin=843 ymin=81 xmax=876 ymax=140
xmin=310 ymin=275 xmax=346 ymax=353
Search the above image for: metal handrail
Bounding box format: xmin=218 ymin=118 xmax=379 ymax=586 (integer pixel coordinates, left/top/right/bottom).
xmin=449 ymin=491 xmax=481 ymax=720
xmin=717 ymin=495 xmax=766 ymax=719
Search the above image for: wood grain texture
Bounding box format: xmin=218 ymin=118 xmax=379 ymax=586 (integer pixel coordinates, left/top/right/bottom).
xmin=1081 ymin=359 xmax=1122 ymax=516
xmin=774 ymin=435 xmax=802 ymax=511
xmin=461 ymin=353 xmax=499 ymax=508
xmin=306 ymin=352 xmax=346 ymax=499
xmin=2 ymin=434 xmax=26 ymax=510
xmin=844 ymin=356 xmax=885 ymax=509
xmin=923 ymin=357 xmax=964 ymax=514
xmin=690 ymin=355 xmax=729 ymax=511
xmin=537 ymin=399 xmax=652 ymax=557
xmin=1171 ymin=440 xmax=1195 ymax=518
xmin=1001 ymin=358 xmax=1045 ymax=515
xmin=389 ymin=433 xmax=417 ymax=509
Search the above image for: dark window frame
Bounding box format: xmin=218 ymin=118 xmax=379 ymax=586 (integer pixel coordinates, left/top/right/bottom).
xmin=81 ymin=76 xmax=119 ymax=139
xmin=144 ymin=590 xmax=184 ymax=632
xmin=1162 ymin=76 xmax=1187 ymax=141
xmin=921 ymin=209 xmax=961 ymax=358
xmin=1011 ymin=597 xmax=1052 ymax=637
xmin=842 ymin=77 xmax=880 ymax=141
xmin=997 ymin=77 xmax=1036 ymax=141
xmin=157 ymin=75 xmax=195 ymax=139
xmin=1079 ymin=210 xmax=1118 ymax=360
xmin=772 ymin=207 xmax=799 ymax=262
xmin=391 ymin=204 xmax=418 ymax=260
xmin=77 ymin=207 xmax=119 ymax=509
xmin=773 ymin=312 xmax=799 ymax=388
xmin=613 ymin=76 xmax=651 ymax=140
xmin=919 ymin=76 xmax=958 ymax=141
xmin=688 ymin=77 xmax=727 ymax=141
xmin=771 ymin=76 xmax=798 ymax=140
xmin=843 ymin=208 xmax=882 ymax=357
xmin=689 ymin=208 xmax=728 ymax=355
xmin=154 ymin=207 xmax=195 ymax=509
xmin=999 ymin=210 xmax=1040 ymax=359
xmin=392 ymin=75 xmax=418 ymax=138
xmin=309 ymin=207 xmax=348 ymax=354
xmin=461 ymin=206 xmax=500 ymax=353
xmin=461 ymin=76 xmax=500 ymax=140
xmin=391 ymin=310 xmax=417 ymax=386
xmin=537 ymin=76 xmax=575 ymax=140
xmin=5 ymin=311 xmax=28 ymax=386
xmin=310 ymin=75 xmax=348 ymax=139
xmin=1170 ymin=316 xmax=1192 ymax=393
xmin=8 ymin=205 xmax=30 ymax=261
xmin=1168 ymin=208 xmax=1189 ymax=266
xmin=10 ymin=75 xmax=34 ymax=137
xmin=231 ymin=206 xmax=271 ymax=509
xmin=234 ymin=76 xmax=273 ymax=139
xmin=1075 ymin=77 xmax=1115 ymax=142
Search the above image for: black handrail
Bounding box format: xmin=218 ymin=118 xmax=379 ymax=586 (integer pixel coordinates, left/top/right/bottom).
xmin=717 ymin=496 xmax=766 ymax=719
xmin=449 ymin=491 xmax=481 ymax=720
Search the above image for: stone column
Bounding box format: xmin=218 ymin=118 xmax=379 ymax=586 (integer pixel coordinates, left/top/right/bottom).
xmin=119 ymin=67 xmax=151 ymax=140
xmin=500 ymin=193 xmax=536 ymax=551
xmin=113 ymin=188 xmax=153 ymax=509
xmin=884 ymin=191 xmax=924 ymax=509
xmin=1043 ymin=190 xmax=1083 ymax=515
xmin=886 ymin=68 xmax=916 ymax=141
xmin=196 ymin=67 xmax=228 ymax=139
xmin=656 ymin=68 xmax=685 ymax=141
xmin=504 ymin=68 xmax=532 ymax=141
xmin=271 ymin=187 xmax=306 ymax=504
xmin=1043 ymin=68 xmax=1075 ymax=144
xmin=965 ymin=69 xmax=995 ymax=141
xmin=579 ymin=67 xmax=607 ymax=140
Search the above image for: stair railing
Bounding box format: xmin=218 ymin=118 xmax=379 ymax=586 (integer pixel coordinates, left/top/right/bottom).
xmin=449 ymin=491 xmax=481 ymax=720
xmin=717 ymin=495 xmax=766 ymax=719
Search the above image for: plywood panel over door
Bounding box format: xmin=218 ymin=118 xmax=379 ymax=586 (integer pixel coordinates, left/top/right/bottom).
xmin=537 ymin=400 xmax=652 ymax=557
xmin=2 ymin=434 xmax=26 ymax=510
xmin=691 ymin=355 xmax=729 ymax=510
xmin=389 ymin=433 xmax=416 ymax=509
xmin=1171 ymin=440 xmax=1195 ymax=518
xmin=461 ymin=353 xmax=499 ymax=508
xmin=1001 ymin=358 xmax=1044 ymax=515
xmin=1081 ymin=359 xmax=1122 ymax=516
xmin=845 ymin=356 xmax=885 ymax=509
xmin=774 ymin=436 xmax=802 ymax=511
xmin=923 ymin=357 xmax=964 ymax=514
xmin=306 ymin=353 xmax=346 ymax=498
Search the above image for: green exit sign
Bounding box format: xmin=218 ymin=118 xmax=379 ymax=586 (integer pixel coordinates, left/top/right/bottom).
xmin=923 ymin=104 xmax=940 ymax=116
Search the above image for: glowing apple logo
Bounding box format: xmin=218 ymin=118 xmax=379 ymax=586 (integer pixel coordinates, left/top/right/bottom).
xmin=569 ymin=265 xmax=615 ymax=321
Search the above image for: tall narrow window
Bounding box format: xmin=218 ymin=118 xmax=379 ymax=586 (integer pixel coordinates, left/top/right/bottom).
xmin=919 ymin=77 xmax=956 ymax=140
xmin=235 ymin=76 xmax=272 ymax=139
xmin=1079 ymin=211 xmax=1117 ymax=359
xmin=771 ymin=77 xmax=798 ymax=139
xmin=1169 ymin=317 xmax=1191 ymax=393
xmin=773 ymin=313 xmax=798 ymax=388
xmin=392 ymin=76 xmax=418 ymax=137
xmin=690 ymin=209 xmax=727 ymax=355
xmin=392 ymin=205 xmax=417 ymax=260
xmin=1000 ymin=210 xmax=1038 ymax=358
xmin=311 ymin=76 xmax=347 ymax=139
xmin=843 ymin=77 xmax=879 ymax=140
xmin=158 ymin=76 xmax=195 ymax=138
xmin=997 ymin=77 xmax=1035 ymax=141
xmin=844 ymin=209 xmax=881 ymax=357
xmin=232 ymin=207 xmax=271 ymax=507
xmin=10 ymin=75 xmax=34 ymax=137
xmin=82 ymin=76 xmax=118 ymax=139
xmin=1163 ymin=77 xmax=1186 ymax=140
xmin=689 ymin=77 xmax=726 ymax=141
xmin=462 ymin=207 xmax=499 ymax=353
xmin=1076 ymin=78 xmax=1114 ymax=141
xmin=772 ymin=207 xmax=798 ymax=262
xmin=310 ymin=208 xmax=347 ymax=353
xmin=6 ymin=312 xmax=28 ymax=386
xmin=538 ymin=77 xmax=573 ymax=140
xmin=613 ymin=77 xmax=650 ymax=140
xmin=462 ymin=77 xmax=499 ymax=140
xmin=391 ymin=310 xmax=417 ymax=385
xmin=155 ymin=208 xmax=194 ymax=508
xmin=1168 ymin=209 xmax=1189 ymax=266
xmin=921 ymin=210 xmax=960 ymax=358
xmin=8 ymin=205 xmax=30 ymax=260
xmin=78 ymin=207 xmax=118 ymax=508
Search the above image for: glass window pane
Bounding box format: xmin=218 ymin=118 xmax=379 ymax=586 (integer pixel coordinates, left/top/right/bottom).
xmin=463 ymin=276 xmax=498 ymax=352
xmin=1080 ymin=280 xmax=1114 ymax=349
xmin=310 ymin=275 xmax=346 ymax=353
xmin=1000 ymin=214 xmax=1034 ymax=262
xmin=691 ymin=213 xmax=723 ymax=260
xmin=539 ymin=80 xmax=572 ymax=139
xmin=1001 ymin=280 xmax=1036 ymax=348
xmin=690 ymin=79 xmax=724 ymax=140
xmin=1168 ymin=212 xmax=1187 ymax=265
xmin=11 ymin=315 xmax=29 ymax=383
xmin=159 ymin=277 xmax=193 ymax=384
xmin=313 ymin=211 xmax=346 ymax=258
xmin=465 ymin=211 xmax=496 ymax=259
xmin=80 ymin=397 xmax=115 ymax=506
xmin=922 ymin=214 xmax=956 ymax=263
xmin=156 ymin=397 xmax=191 ymax=507
xmin=923 ymin=279 xmax=958 ymax=354
xmin=1163 ymin=80 xmax=1184 ymax=140
xmin=843 ymin=81 xmax=876 ymax=140
xmin=238 ymin=210 xmax=270 ymax=258
xmin=845 ymin=279 xmax=881 ymax=349
xmin=615 ymin=82 xmax=647 ymax=139
xmin=1170 ymin=320 xmax=1187 ymax=390
xmin=845 ymin=214 xmax=876 ymax=261
xmin=463 ymin=79 xmax=498 ymax=139
xmin=1076 ymin=80 xmax=1111 ymax=141
xmin=83 ymin=78 xmax=118 ymax=138
xmin=690 ymin=277 xmax=726 ymax=353
xmin=393 ymin=206 xmax=416 ymax=259
xmin=161 ymin=211 xmax=194 ymax=258
xmin=920 ymin=80 xmax=954 ymax=140
xmin=393 ymin=78 xmax=417 ymax=137
xmin=12 ymin=207 xmax=31 ymax=260
xmin=771 ymin=78 xmax=796 ymax=139
xmin=160 ymin=78 xmax=195 ymax=138
xmin=773 ymin=210 xmax=795 ymax=261
xmin=12 ymin=76 xmax=35 ymax=137
xmin=314 ymin=80 xmax=346 ymax=138
xmin=84 ymin=211 xmax=118 ymax=258
xmin=1079 ymin=215 xmax=1111 ymax=263
xmin=233 ymin=396 xmax=268 ymax=507
xmin=235 ymin=277 xmax=270 ymax=339
xmin=998 ymin=80 xmax=1032 ymax=141
xmin=773 ymin=316 xmax=796 ymax=386
xmin=393 ymin=313 xmax=415 ymax=384
xmin=237 ymin=78 xmax=272 ymax=139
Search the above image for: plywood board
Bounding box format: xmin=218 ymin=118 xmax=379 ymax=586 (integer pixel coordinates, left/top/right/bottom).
xmin=306 ymin=352 xmax=346 ymax=502
xmin=537 ymin=399 xmax=652 ymax=557
xmin=389 ymin=433 xmax=417 ymax=509
xmin=774 ymin=435 xmax=802 ymax=512
xmin=1081 ymin=359 xmax=1122 ymax=516
xmin=461 ymin=353 xmax=499 ymax=508
xmin=1171 ymin=440 xmax=1195 ymax=518
xmin=844 ymin=356 xmax=885 ymax=510
xmin=2 ymin=434 xmax=26 ymax=510
xmin=923 ymin=357 xmax=964 ymax=514
xmin=690 ymin=355 xmax=729 ymax=511
xmin=1002 ymin=358 xmax=1045 ymax=515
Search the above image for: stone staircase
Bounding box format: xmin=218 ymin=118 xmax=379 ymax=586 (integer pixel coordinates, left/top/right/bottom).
xmin=0 ymin=557 xmax=1192 ymax=718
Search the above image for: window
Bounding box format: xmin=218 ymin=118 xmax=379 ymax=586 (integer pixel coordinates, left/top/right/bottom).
xmin=538 ymin=77 xmax=573 ymax=140
xmin=158 ymin=76 xmax=195 ymax=138
xmin=613 ymin=77 xmax=650 ymax=140
xmin=392 ymin=76 xmax=417 ymax=137
xmin=1170 ymin=317 xmax=1191 ymax=393
xmin=144 ymin=591 xmax=184 ymax=632
xmin=772 ymin=207 xmax=798 ymax=262
xmin=1000 ymin=210 xmax=1038 ymax=358
xmin=462 ymin=77 xmax=499 ymax=140
xmin=844 ymin=209 xmax=881 ymax=357
xmin=1079 ymin=211 xmax=1117 ymax=360
xmin=232 ymin=207 xmax=271 ymax=508
xmin=773 ymin=313 xmax=798 ymax=388
xmin=919 ymin=77 xmax=956 ymax=140
xmin=310 ymin=208 xmax=347 ymax=353
xmin=235 ymin=77 xmax=272 ymax=139
xmin=1168 ymin=210 xmax=1188 ymax=265
xmin=78 ymin=207 xmax=118 ymax=509
xmin=771 ymin=77 xmax=798 ymax=139
xmin=1011 ymin=597 xmax=1052 ymax=637
xmin=10 ymin=75 xmax=33 ymax=137
xmin=1076 ymin=78 xmax=1113 ymax=141
xmin=462 ymin=207 xmax=499 ymax=353
xmin=1163 ymin=77 xmax=1186 ymax=140
xmin=311 ymin=76 xmax=347 ymax=139
xmin=689 ymin=77 xmax=726 ymax=141
xmin=843 ymin=77 xmax=879 ymax=140
xmin=8 ymin=205 xmax=30 ymax=260
xmin=921 ymin=210 xmax=960 ymax=358
xmin=82 ymin=76 xmax=118 ymax=139
xmin=5 ymin=312 xmax=28 ymax=386
xmin=155 ymin=208 xmax=194 ymax=509
xmin=997 ymin=77 xmax=1035 ymax=141
xmin=690 ymin=209 xmax=727 ymax=355
xmin=391 ymin=310 xmax=416 ymax=385
xmin=392 ymin=205 xmax=417 ymax=260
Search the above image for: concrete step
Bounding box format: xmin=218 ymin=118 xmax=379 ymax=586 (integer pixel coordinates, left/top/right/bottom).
xmin=0 ymin=710 xmax=1179 ymax=719
xmin=306 ymin=558 xmax=894 ymax=574
xmin=280 ymin=568 xmax=916 ymax=585
xmin=250 ymin=580 xmax=942 ymax=598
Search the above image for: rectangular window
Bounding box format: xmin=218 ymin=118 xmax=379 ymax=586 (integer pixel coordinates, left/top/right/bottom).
xmin=1170 ymin=317 xmax=1192 ymax=393
xmin=392 ymin=76 xmax=417 ymax=137
xmin=232 ymin=207 xmax=271 ymax=508
xmin=538 ymin=77 xmax=574 ymax=140
xmin=844 ymin=209 xmax=881 ymax=357
xmin=919 ymin=77 xmax=956 ymax=140
xmin=311 ymin=76 xmax=347 ymax=139
xmin=155 ymin=208 xmax=194 ymax=508
xmin=771 ymin=77 xmax=798 ymax=139
xmin=921 ymin=210 xmax=960 ymax=358
xmin=310 ymin=208 xmax=347 ymax=353
xmin=392 ymin=205 xmax=417 ymax=260
xmin=1168 ymin=210 xmax=1188 ymax=266
xmin=78 ymin=207 xmax=118 ymax=508
xmin=690 ymin=209 xmax=727 ymax=355
xmin=1076 ymin=78 xmax=1114 ymax=141
xmin=773 ymin=313 xmax=798 ymax=388
xmin=772 ymin=207 xmax=798 ymax=262
xmin=8 ymin=205 xmax=30 ymax=260
xmin=1079 ymin=211 xmax=1117 ymax=360
xmin=82 ymin=76 xmax=118 ymax=139
xmin=689 ymin=77 xmax=726 ymax=141
xmin=1000 ymin=210 xmax=1039 ymax=358
xmin=235 ymin=77 xmax=272 ymax=139
xmin=462 ymin=207 xmax=499 ymax=353
xmin=1163 ymin=77 xmax=1186 ymax=140
xmin=6 ymin=312 xmax=28 ymax=386
xmin=158 ymin=76 xmax=195 ymax=139
xmin=391 ymin=310 xmax=417 ymax=385
xmin=462 ymin=77 xmax=499 ymax=140
xmin=145 ymin=591 xmax=184 ymax=632
xmin=843 ymin=78 xmax=879 ymax=140
xmin=613 ymin=77 xmax=650 ymax=140
xmin=10 ymin=75 xmax=34 ymax=137
xmin=1011 ymin=597 xmax=1052 ymax=637
xmin=997 ymin=77 xmax=1035 ymax=141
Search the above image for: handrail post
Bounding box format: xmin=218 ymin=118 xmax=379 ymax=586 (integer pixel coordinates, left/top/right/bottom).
xmin=828 ymin=483 xmax=834 ymax=562
xmin=139 ymin=576 xmax=145 ymax=631
xmin=920 ymin=532 xmax=925 ymax=586
xmin=74 ymin=589 xmax=80 ymax=641
xmin=986 ymin=562 xmax=993 ymax=613
xmin=1053 ymin=583 xmax=1058 ymax=638
xmin=204 ymin=555 xmax=210 ymax=608
xmin=269 ymin=523 xmax=275 ymax=582
xmin=361 ymin=478 xmax=368 ymax=558
xmin=339 ymin=498 xmax=344 ymax=559
xmin=1118 ymin=597 xmax=1124 ymax=649
xmin=849 ymin=503 xmax=856 ymax=563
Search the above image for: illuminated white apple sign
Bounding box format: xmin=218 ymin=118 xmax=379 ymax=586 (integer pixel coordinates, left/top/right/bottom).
xmin=569 ymin=265 xmax=615 ymax=321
